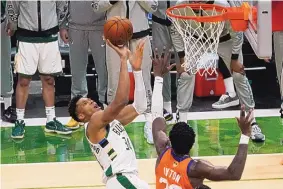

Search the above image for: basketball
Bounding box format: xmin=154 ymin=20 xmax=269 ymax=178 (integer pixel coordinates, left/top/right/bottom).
xmin=103 ymin=16 xmax=133 ymax=46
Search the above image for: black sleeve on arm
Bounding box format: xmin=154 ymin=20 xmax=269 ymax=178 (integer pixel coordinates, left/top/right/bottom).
xmin=231 ymin=54 xmax=239 ymax=60
xmin=178 ymin=51 xmax=185 ymax=59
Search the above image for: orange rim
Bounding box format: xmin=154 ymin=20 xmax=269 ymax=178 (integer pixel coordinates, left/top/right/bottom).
xmin=166 ymin=3 xmax=251 ymax=22
xmin=166 ymin=3 xmax=229 ymax=22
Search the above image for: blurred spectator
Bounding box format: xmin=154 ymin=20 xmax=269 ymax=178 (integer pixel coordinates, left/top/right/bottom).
xmin=60 ymin=1 xmax=108 ymax=129
xmin=273 ymin=32 xmax=283 ymax=116
xmin=6 ymin=1 xmax=72 ymax=139
xmin=151 ymin=1 xmax=178 ymax=123
xmin=1 ymin=0 xmax=16 ymax=123
xmin=92 ymin=0 xmax=158 ymax=144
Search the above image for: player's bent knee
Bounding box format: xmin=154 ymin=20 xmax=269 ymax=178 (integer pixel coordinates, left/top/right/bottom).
xmin=17 ymin=76 xmax=31 ymax=87
xmin=180 ymin=72 xmax=191 ymax=80
xmin=179 ymin=72 xmax=194 ymax=83
xmin=40 ymin=75 xmax=55 ymax=86
xmin=232 ymin=72 xmax=245 ymax=83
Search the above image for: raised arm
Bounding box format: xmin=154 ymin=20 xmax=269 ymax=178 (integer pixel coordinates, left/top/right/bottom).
xmin=91 ymin=0 xmax=117 ymax=12
xmin=90 ymin=40 xmax=130 ymax=129
xmin=138 ymin=0 xmax=158 ymax=13
xmin=188 ymin=105 xmax=253 ymax=181
xmin=152 ymin=48 xmax=175 ymax=156
xmin=115 ymin=39 xmax=147 ymax=126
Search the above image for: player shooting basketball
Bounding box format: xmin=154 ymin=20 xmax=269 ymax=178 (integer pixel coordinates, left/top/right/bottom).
xmin=92 ymin=0 xmax=158 ymax=144
xmin=170 ymin=0 xmax=265 ymax=142
xmin=68 ymin=39 xmax=149 ymax=188
xmin=151 ymin=48 xmax=254 ymax=189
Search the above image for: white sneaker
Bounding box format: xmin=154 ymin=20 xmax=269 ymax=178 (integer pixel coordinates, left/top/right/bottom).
xmin=251 ymin=123 xmax=265 ymax=142
xmin=144 ymin=121 xmax=154 ymax=144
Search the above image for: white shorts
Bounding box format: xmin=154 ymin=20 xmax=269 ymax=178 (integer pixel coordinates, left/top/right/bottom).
xmin=106 ymin=173 xmax=149 ymax=189
xmin=14 ymin=41 xmax=62 ymax=76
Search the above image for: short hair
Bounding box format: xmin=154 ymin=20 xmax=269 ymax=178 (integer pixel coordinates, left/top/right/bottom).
xmin=169 ymin=122 xmax=196 ymax=155
xmin=68 ymin=95 xmax=83 ymax=122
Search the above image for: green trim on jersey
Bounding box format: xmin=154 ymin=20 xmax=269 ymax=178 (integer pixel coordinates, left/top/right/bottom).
xmin=105 ymin=166 xmax=113 ymax=177
xmin=116 ymin=174 xmax=137 ymax=189
xmin=17 ymin=35 xmax=58 ymax=43
xmin=1 ymin=1 xmax=6 ymax=13
xmin=39 ymin=72 xmax=63 ymax=77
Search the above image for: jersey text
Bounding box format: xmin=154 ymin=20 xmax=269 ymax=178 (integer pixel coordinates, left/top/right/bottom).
xmin=164 ymin=167 xmax=181 ymax=183
xmin=112 ymin=123 xmax=125 ymax=136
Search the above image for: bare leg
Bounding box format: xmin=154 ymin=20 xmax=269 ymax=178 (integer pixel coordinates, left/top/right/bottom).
xmin=16 ymin=75 xmax=31 ymax=109
xmin=40 ymin=75 xmax=55 ymax=107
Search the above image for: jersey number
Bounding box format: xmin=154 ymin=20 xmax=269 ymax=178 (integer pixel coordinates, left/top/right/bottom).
xmin=122 ymin=137 xmax=132 ymax=151
xmin=159 ymin=177 xmax=182 ymax=189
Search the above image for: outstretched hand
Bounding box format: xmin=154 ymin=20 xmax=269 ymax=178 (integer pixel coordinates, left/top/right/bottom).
xmin=235 ymin=105 xmax=254 ymax=137
xmin=128 ymin=38 xmax=146 ymax=71
xmin=106 ymin=39 xmax=129 ymax=60
xmin=152 ymin=47 xmax=175 ymax=77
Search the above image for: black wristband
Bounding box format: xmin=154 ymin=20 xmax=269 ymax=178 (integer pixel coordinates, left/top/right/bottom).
xmin=110 ymin=1 xmax=118 ymax=5
xmin=231 ymin=54 xmax=239 ymax=60
xmin=178 ymin=51 xmax=185 ymax=59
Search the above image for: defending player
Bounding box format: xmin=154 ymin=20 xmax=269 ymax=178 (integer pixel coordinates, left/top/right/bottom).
xmin=151 ymin=49 xmax=254 ymax=189
xmin=170 ymin=0 xmax=265 ymax=142
xmin=68 ymin=39 xmax=149 ymax=188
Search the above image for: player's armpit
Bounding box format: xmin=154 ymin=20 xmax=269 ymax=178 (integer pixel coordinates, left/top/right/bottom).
xmin=115 ymin=105 xmax=139 ymax=126
xmin=88 ymin=101 xmax=128 ymax=131
xmin=152 ymin=118 xmax=170 ymax=157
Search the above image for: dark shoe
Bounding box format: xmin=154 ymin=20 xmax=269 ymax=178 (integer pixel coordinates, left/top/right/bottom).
xmin=280 ymin=108 xmax=283 ymax=118
xmin=45 ymin=118 xmax=72 ymax=135
xmin=11 ymin=120 xmax=25 ymax=139
xmin=163 ymin=109 xmax=173 ymax=121
xmin=2 ymin=106 xmax=17 ymax=123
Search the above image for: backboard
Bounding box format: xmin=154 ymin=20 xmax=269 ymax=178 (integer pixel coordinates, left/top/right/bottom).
xmin=244 ymin=0 xmax=272 ymax=59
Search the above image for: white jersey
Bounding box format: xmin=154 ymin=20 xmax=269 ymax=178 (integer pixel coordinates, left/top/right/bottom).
xmin=85 ymin=120 xmax=138 ymax=183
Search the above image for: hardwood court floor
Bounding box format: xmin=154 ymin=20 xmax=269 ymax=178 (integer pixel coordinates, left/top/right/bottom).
xmin=1 ymin=110 xmax=283 ymax=188
xmin=1 ymin=154 xmax=283 ymax=189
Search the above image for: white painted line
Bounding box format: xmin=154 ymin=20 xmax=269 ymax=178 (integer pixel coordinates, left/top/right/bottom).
xmin=0 ymin=109 xmax=280 ymax=127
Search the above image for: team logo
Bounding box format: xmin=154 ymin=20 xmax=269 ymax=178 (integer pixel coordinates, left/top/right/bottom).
xmin=173 ymin=161 xmax=178 ymax=167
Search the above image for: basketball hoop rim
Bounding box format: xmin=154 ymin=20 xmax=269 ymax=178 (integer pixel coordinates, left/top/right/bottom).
xmin=166 ymin=3 xmax=229 ymax=22
xmin=166 ymin=3 xmax=251 ymax=23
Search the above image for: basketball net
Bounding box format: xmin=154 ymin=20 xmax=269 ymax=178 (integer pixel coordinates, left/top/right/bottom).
xmin=167 ymin=5 xmax=226 ymax=76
